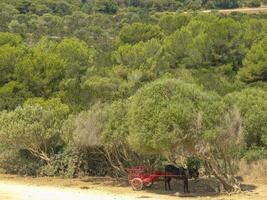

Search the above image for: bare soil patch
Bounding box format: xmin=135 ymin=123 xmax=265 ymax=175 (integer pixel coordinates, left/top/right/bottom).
xmin=203 ymin=6 xmax=267 ymax=14
xmin=0 ymin=174 xmax=266 ymax=200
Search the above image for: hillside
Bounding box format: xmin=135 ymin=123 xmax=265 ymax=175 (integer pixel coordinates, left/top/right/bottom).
xmin=0 ymin=0 xmax=267 ymax=195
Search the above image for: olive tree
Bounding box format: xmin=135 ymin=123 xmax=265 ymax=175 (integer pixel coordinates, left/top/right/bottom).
xmin=100 ymin=100 xmax=133 ymax=176
xmin=224 ymin=88 xmax=267 ymax=161
xmin=0 ymin=98 xmax=69 ymax=163
xmin=127 ymin=79 xmax=242 ymax=192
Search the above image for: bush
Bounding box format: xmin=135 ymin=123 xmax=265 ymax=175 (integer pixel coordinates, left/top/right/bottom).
xmin=224 ymin=88 xmax=267 ymax=149
xmin=0 ymin=98 xmax=69 ymax=163
xmin=244 ymin=147 xmax=267 ymax=163
xmin=0 ymin=148 xmax=43 ymax=176
xmin=128 ymin=78 xmax=242 ymax=191
xmin=40 ymin=146 xmax=108 ymax=177
xmin=187 ymin=157 xmax=201 ymax=171
xmin=245 ymin=0 xmax=261 ymax=8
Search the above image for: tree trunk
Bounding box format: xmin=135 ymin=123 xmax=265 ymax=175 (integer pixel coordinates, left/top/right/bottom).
xmin=205 ymin=157 xmax=241 ymax=192
xmin=28 ymin=148 xmax=51 ymax=164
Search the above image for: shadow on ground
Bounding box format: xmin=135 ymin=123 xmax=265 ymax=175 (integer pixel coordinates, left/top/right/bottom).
xmin=145 ymin=177 xmax=257 ymax=198
xmin=142 ymin=178 xmax=219 ymax=198
xmin=82 ymin=176 xmax=257 ymax=198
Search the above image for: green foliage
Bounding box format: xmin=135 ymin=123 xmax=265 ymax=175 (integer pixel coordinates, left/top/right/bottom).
xmin=69 ymin=103 xmax=106 ymax=147
xmin=0 ymin=3 xmax=18 ymax=31
xmin=159 ymin=13 xmax=192 ymax=35
xmin=207 ymin=18 xmax=245 ymax=70
xmin=127 ymin=79 xmax=219 ymax=155
xmin=15 ymin=38 xmax=66 ymax=96
xmin=0 ymin=0 xmax=267 ymax=183
xmin=112 ymin=39 xmax=161 ymax=69
xmin=0 ymin=44 xmax=23 ymax=85
xmin=0 ymin=32 xmax=21 ymax=46
xmin=56 ymin=38 xmax=93 ymax=73
xmin=187 ymin=157 xmax=201 ymax=170
xmin=94 ymin=0 xmax=118 ymax=14
xmin=39 ymin=145 xmax=108 ymax=177
xmin=206 ymin=0 xmax=240 ymax=9
xmin=244 ymin=0 xmax=261 ymax=8
xmin=0 ymin=98 xmax=69 ymax=162
xmin=224 ymin=88 xmax=267 ymax=150
xmin=101 ymin=100 xmax=128 ymax=149
xmin=238 ymin=37 xmax=267 ymax=82
xmin=243 ymin=147 xmax=267 ymax=163
xmin=193 ymin=66 xmax=245 ymax=95
xmin=119 ymin=23 xmax=163 ymax=44
xmin=0 ymin=81 xmax=32 ymax=111
xmin=127 ymin=78 xmax=242 ymax=191
xmin=0 ymin=148 xmax=42 ymax=176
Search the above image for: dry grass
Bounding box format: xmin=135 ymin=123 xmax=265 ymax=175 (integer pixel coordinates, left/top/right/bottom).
xmin=238 ymin=159 xmax=267 ymax=183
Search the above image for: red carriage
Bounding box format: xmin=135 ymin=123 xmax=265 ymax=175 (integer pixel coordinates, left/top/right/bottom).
xmin=127 ymin=165 xmax=172 ymax=191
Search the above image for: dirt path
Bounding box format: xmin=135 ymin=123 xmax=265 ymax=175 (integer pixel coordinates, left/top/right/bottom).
xmin=204 ymin=6 xmax=267 ymax=14
xmin=0 ymin=174 xmax=266 ymax=200
xmin=0 ymin=182 xmax=138 ymax=200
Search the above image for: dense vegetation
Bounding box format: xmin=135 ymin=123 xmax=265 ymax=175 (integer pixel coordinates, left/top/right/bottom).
xmin=0 ymin=0 xmax=267 ymax=192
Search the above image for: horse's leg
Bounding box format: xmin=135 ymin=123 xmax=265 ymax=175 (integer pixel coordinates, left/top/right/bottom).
xmin=167 ymin=178 xmax=172 ymax=190
xmin=165 ymin=175 xmax=167 ymax=190
xmin=184 ymin=178 xmax=189 ymax=193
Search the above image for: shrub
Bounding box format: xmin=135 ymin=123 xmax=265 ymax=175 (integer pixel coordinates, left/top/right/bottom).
xmin=224 ymin=88 xmax=267 ymax=150
xmin=40 ymin=145 xmax=108 ymax=178
xmin=244 ymin=147 xmax=267 ymax=163
xmin=128 ymin=78 xmax=242 ymax=191
xmin=0 ymin=148 xmax=42 ymax=176
xmin=0 ymin=98 xmax=69 ymax=163
xmin=245 ymin=0 xmax=261 ymax=8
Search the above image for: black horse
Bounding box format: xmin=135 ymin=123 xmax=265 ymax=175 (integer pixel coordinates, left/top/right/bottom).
xmin=164 ymin=165 xmax=199 ymax=193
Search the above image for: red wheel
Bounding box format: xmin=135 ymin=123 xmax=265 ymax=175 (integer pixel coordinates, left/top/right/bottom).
xmin=130 ymin=178 xmax=143 ymax=191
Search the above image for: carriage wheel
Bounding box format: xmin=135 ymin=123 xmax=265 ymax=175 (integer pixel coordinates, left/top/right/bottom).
xmin=131 ymin=178 xmax=143 ymax=191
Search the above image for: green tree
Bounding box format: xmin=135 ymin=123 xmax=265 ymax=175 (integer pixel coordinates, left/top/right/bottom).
xmin=94 ymin=0 xmax=118 ymax=14
xmin=206 ymin=0 xmax=240 ymax=9
xmin=238 ymin=37 xmax=267 ymax=83
xmin=101 ymin=100 xmax=133 ymax=176
xmin=112 ymin=39 xmax=161 ymax=69
xmin=0 ymin=81 xmax=32 ymax=111
xmin=35 ymin=14 xmax=64 ymax=37
xmin=207 ymin=18 xmax=245 ymax=70
xmin=15 ymin=38 xmax=66 ymax=97
xmin=0 ymin=3 xmax=18 ymax=31
xmin=0 ymin=98 xmax=69 ymax=163
xmin=101 ymin=100 xmax=128 ymax=148
xmin=56 ymin=38 xmax=94 ymax=109
xmin=119 ymin=23 xmax=163 ymax=44
xmin=0 ymin=32 xmax=21 ymax=46
xmin=225 ymin=88 xmax=267 ymax=150
xmin=128 ymin=79 xmax=241 ymax=191
xmin=56 ymin=38 xmax=93 ymax=77
xmin=186 ymin=0 xmax=203 ymax=10
xmin=159 ymin=13 xmax=192 ymax=35
xmin=0 ymin=44 xmax=22 ymax=85
xmin=163 ymin=28 xmax=193 ymax=68
xmin=127 ymin=79 xmax=216 ymax=154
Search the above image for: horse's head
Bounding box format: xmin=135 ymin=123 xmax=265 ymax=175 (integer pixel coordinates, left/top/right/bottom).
xmin=188 ymin=167 xmax=199 ymax=180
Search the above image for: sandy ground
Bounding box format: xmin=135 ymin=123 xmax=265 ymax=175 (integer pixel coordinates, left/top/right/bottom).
xmin=204 ymin=6 xmax=267 ymax=14
xmin=0 ymin=174 xmax=267 ymax=200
